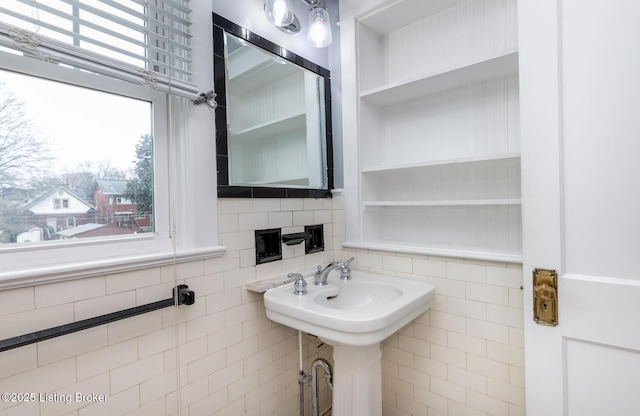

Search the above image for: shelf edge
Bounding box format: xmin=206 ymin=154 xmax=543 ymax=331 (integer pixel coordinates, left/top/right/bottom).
xmin=342 ymin=241 xmax=522 ymax=264
xmin=361 ymin=153 xmax=521 ymax=173
xmin=362 ymin=199 xmax=522 ymax=207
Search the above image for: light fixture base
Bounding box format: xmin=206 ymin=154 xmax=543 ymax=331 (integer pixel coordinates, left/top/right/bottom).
xmin=263 ymin=0 xmax=332 ymax=47
xmin=276 ymin=14 xmax=301 ymax=35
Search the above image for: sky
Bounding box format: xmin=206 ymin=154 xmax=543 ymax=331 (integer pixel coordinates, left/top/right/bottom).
xmin=0 ymin=68 xmax=151 ymax=175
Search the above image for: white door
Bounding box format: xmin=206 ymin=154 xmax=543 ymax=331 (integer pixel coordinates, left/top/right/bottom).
xmin=520 ymin=1 xmax=640 ymax=415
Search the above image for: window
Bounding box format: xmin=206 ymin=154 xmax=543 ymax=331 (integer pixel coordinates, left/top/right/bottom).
xmin=0 ymin=2 xmax=223 ymax=288
xmin=116 ymin=197 xmax=132 ymax=205
xmin=1 ymin=69 xmax=153 ymax=240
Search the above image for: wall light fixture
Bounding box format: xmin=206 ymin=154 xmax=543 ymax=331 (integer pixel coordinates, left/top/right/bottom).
xmin=264 ymin=0 xmax=333 ymax=48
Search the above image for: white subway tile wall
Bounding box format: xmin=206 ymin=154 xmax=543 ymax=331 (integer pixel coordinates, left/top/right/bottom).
xmin=335 ymin=202 xmax=526 ymax=416
xmin=0 ymin=194 xmax=524 ymax=415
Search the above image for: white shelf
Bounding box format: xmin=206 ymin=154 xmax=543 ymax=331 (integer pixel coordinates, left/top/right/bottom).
xmin=342 ymin=241 xmax=522 ymax=263
xmin=360 ymin=51 xmax=518 ymax=106
xmin=361 ymin=152 xmax=521 ymax=173
xmin=363 ymin=199 xmax=521 ymax=207
xmin=357 ymin=0 xmax=465 ymax=35
xmin=230 ymin=112 xmax=306 ymax=142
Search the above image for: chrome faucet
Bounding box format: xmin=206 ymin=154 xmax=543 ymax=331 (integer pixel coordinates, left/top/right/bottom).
xmin=314 ymin=257 xmax=356 ymax=286
xmin=314 ymin=262 xmax=341 ymax=286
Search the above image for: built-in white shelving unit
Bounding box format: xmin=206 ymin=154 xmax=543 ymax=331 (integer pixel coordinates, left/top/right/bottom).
xmin=341 ymin=0 xmax=521 ymax=262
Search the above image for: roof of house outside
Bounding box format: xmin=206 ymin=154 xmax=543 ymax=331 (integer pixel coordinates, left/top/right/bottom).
xmin=95 ymin=179 xmax=129 ymax=195
xmin=55 ymin=223 xmax=106 ymax=237
xmin=21 ymin=186 xmax=96 ymax=212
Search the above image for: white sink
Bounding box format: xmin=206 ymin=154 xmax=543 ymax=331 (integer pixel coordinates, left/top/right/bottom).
xmin=264 ymin=269 xmax=435 ymax=416
xmin=263 ymin=270 xmax=435 ymax=347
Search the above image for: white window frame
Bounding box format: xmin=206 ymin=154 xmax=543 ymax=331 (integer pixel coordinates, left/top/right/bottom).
xmin=0 ymin=2 xmax=223 ymax=290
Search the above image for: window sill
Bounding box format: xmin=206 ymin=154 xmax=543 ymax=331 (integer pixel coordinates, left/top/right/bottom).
xmin=0 ymin=245 xmax=227 ymax=290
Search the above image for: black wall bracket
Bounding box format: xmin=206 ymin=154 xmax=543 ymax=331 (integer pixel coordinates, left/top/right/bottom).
xmin=174 ymin=284 xmax=195 ymax=305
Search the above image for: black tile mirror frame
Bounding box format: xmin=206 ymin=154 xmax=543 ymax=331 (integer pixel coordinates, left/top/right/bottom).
xmin=213 ymin=13 xmax=334 ymax=198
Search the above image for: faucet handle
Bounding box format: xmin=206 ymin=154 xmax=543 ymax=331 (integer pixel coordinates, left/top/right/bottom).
xmin=288 ymin=273 xmax=307 ymax=295
xmin=339 ymin=257 xmax=355 ymax=281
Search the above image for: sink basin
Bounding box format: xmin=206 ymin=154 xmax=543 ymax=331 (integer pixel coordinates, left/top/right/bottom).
xmin=314 ymin=281 xmax=402 ymax=310
xmin=263 ymin=270 xmax=435 ymax=346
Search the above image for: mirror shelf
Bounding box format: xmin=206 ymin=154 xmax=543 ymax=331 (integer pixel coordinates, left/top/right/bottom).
xmin=230 ymin=112 xmax=306 ymax=142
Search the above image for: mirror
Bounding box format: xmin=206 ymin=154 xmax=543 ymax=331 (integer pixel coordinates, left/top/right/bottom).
xmin=214 ymin=14 xmax=333 ymax=198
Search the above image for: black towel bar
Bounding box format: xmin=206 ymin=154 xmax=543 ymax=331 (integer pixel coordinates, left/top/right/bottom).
xmin=0 ymin=284 xmax=195 ymax=353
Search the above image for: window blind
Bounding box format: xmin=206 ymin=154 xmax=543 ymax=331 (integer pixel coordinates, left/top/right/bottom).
xmin=0 ymin=0 xmax=197 ymax=99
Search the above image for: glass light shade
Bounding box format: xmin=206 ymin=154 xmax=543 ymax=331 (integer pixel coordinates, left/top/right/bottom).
xmin=265 ymin=0 xmax=295 ymax=27
xmin=307 ymin=7 xmax=332 ymax=48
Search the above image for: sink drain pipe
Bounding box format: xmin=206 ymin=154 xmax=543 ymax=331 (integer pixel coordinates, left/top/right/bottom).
xmin=297 ymin=331 xmax=334 ymax=416
xmin=311 ymin=358 xmax=333 ymax=416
